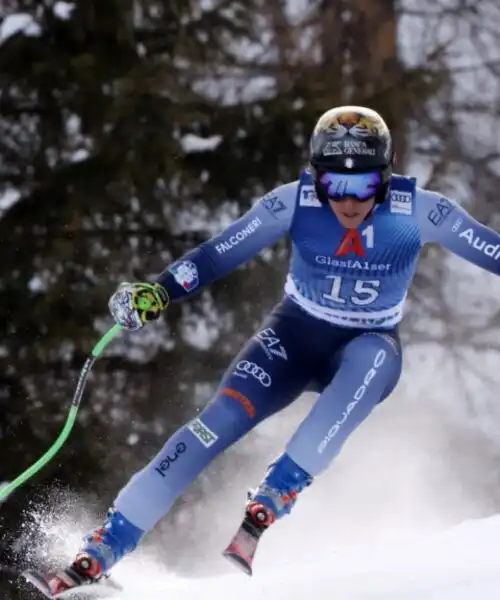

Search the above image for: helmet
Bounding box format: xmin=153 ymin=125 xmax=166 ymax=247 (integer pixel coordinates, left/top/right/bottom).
xmin=309 ymin=105 xmax=395 ymax=204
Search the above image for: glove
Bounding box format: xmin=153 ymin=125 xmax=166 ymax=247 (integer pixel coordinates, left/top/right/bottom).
xmin=109 ymin=282 xmax=169 ymax=331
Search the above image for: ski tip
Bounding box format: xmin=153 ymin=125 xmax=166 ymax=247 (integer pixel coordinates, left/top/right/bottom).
xmin=23 ymin=569 xmax=57 ymax=599
xmin=22 ymin=567 xmax=122 ymax=599
xmin=222 ymin=548 xmax=253 ymax=576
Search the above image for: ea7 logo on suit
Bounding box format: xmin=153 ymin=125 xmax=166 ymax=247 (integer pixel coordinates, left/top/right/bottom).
xmin=254 ymin=328 xmax=288 ymax=361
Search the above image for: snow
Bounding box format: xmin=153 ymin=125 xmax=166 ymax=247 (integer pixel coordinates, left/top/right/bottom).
xmin=53 ymin=2 xmax=75 ymax=20
xmin=127 ymin=516 xmax=500 ymax=600
xmin=179 ymin=134 xmax=223 ymax=153
xmin=70 ymin=148 xmax=90 ymax=162
xmin=0 ymin=13 xmax=41 ymax=42
xmin=33 ymin=512 xmax=500 ymax=599
xmin=0 ymin=188 xmax=21 ymax=214
xmin=0 ymin=2 xmax=74 ymax=42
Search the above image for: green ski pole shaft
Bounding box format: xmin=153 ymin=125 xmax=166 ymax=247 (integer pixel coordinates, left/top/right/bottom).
xmin=0 ymin=324 xmax=122 ymax=504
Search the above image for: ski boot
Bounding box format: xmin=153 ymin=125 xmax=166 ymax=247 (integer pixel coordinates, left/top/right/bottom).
xmin=73 ymin=506 xmax=144 ymax=579
xmin=23 ymin=507 xmax=144 ymax=598
xmin=223 ymin=453 xmax=312 ymax=575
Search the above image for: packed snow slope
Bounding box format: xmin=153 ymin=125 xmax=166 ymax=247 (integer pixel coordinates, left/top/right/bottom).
xmin=106 ymin=515 xmax=500 ymax=600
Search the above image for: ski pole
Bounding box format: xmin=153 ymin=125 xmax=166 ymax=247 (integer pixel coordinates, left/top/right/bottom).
xmin=0 ymin=323 xmax=122 ymax=504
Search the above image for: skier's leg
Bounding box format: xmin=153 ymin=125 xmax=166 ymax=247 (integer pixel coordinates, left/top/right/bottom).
xmin=75 ymin=301 xmax=321 ymax=578
xmin=248 ymin=331 xmax=402 ymax=525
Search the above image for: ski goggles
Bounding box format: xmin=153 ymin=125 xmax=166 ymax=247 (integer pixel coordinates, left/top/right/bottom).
xmin=318 ymin=170 xmax=382 ymax=202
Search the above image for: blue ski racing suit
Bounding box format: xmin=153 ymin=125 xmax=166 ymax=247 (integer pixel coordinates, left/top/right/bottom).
xmin=79 ymin=169 xmax=500 ymax=575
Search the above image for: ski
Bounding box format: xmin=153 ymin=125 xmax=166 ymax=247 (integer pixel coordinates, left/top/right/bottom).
xmin=223 ymin=523 xmax=260 ymax=575
xmin=23 ymin=567 xmax=122 ymax=599
xmin=223 ymin=501 xmax=274 ymax=576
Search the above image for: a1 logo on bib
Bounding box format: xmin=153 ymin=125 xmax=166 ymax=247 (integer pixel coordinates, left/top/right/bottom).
xmin=335 ymin=225 xmax=374 ymax=257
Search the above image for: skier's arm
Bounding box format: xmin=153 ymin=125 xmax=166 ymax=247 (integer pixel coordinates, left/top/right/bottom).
xmin=416 ymin=187 xmax=500 ymax=274
xmin=155 ymin=182 xmax=297 ymax=300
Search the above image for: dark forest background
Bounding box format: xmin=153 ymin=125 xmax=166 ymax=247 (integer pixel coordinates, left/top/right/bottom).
xmin=2 ymin=0 xmax=500 ymax=597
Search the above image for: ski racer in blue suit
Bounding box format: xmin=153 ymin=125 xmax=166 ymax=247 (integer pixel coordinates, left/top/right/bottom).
xmin=53 ymin=106 xmax=500 ymax=587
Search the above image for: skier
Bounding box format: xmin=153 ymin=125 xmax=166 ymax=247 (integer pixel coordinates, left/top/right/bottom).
xmin=25 ymin=105 xmax=500 ymax=597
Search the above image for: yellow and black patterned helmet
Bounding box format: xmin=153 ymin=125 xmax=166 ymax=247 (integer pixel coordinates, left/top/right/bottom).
xmin=309 ymin=105 xmax=395 ymax=203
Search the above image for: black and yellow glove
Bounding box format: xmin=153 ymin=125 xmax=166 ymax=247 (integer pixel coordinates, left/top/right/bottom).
xmin=109 ymin=282 xmax=169 ymax=331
